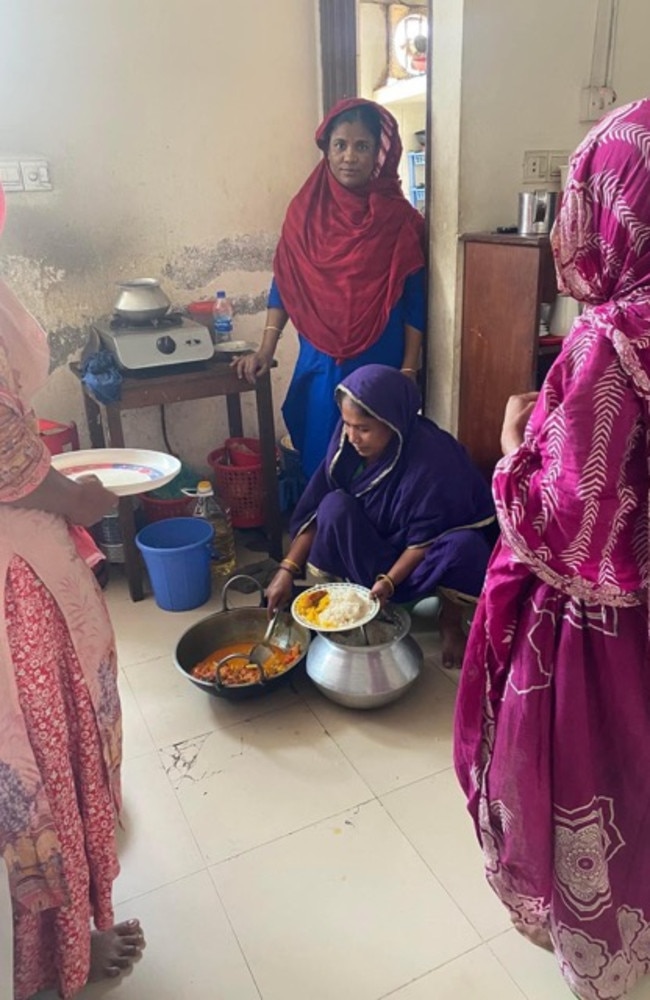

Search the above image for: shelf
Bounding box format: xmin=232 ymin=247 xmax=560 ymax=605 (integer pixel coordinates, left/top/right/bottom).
xmin=460 ymin=231 xmax=551 ymax=248
xmin=407 ymin=150 xmax=426 ymax=208
xmin=538 ymin=336 xmax=564 ymax=356
xmin=373 ymin=75 xmax=426 ymax=107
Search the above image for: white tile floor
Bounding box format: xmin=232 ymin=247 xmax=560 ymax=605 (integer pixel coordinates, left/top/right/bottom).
xmin=16 ymin=563 xmax=650 ymax=1000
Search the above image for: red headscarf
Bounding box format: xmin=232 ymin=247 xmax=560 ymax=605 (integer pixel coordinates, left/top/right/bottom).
xmin=273 ymin=98 xmax=426 ymax=361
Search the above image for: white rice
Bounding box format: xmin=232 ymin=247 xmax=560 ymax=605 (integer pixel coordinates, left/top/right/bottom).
xmin=319 ymin=588 xmax=372 ymax=628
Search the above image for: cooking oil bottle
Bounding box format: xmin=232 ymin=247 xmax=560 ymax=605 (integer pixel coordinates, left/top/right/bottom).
xmin=189 ymin=480 xmax=236 ymax=579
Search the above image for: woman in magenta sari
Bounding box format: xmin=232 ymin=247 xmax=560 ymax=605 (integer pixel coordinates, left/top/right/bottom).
xmin=266 ymin=364 xmax=495 ymax=665
xmin=454 ymin=98 xmax=650 ymax=999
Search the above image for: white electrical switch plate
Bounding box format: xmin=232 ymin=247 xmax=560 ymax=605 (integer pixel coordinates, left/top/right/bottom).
xmin=522 ymin=151 xmax=549 ymax=184
xmin=20 ymin=159 xmax=52 ymax=191
xmin=0 ymin=159 xmax=24 ymax=192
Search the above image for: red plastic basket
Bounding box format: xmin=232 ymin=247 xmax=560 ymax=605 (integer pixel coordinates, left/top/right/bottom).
xmin=225 ymin=436 xmax=263 ymax=468
xmin=140 ymin=493 xmax=193 ymax=524
xmin=207 ymin=442 xmax=264 ymax=528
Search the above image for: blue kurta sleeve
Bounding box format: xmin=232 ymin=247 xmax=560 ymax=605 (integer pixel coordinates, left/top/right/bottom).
xmin=267 ymin=276 xmax=284 ymax=310
xmin=403 ymin=268 xmax=426 ymax=334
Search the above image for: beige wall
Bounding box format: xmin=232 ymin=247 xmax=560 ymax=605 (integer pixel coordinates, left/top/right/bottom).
xmin=0 ymin=0 xmax=319 ymax=471
xmin=428 ymin=0 xmax=650 ymax=431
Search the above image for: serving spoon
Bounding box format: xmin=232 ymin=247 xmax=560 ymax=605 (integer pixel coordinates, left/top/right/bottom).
xmin=213 ymin=609 xmax=283 ymax=688
xmin=247 ymin=609 xmax=282 ymax=668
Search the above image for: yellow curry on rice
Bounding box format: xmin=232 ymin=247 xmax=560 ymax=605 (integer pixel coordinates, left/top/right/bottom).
xmin=294 ymin=587 xmax=374 ymax=630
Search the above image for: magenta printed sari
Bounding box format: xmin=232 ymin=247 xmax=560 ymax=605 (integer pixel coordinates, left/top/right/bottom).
xmin=454 ymin=98 xmax=650 ymax=1000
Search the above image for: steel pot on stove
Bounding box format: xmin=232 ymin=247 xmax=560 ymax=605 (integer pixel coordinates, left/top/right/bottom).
xmin=114 ymin=278 xmax=171 ymax=323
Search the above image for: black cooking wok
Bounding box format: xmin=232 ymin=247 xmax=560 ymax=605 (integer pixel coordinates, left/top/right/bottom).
xmin=174 ymin=575 xmax=311 ymax=700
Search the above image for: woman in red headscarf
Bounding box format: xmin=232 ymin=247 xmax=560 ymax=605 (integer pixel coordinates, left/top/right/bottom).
xmin=0 ymin=184 xmax=144 ymax=998
xmin=234 ymin=98 xmax=426 ymax=478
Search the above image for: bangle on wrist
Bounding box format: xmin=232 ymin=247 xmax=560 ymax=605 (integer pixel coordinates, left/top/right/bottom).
xmin=282 ymin=557 xmax=301 ymax=573
xmin=264 ymin=325 xmax=285 ymax=338
xmin=375 ymin=573 xmax=395 ymax=597
xmin=280 ymin=558 xmax=301 ymax=576
xmin=400 ymin=367 xmax=417 ymax=374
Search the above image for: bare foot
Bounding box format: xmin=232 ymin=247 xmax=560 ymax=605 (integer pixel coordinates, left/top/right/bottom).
xmin=512 ymin=916 xmax=553 ymax=952
xmin=439 ymin=596 xmax=467 ymax=669
xmin=89 ymin=919 xmax=145 ymax=982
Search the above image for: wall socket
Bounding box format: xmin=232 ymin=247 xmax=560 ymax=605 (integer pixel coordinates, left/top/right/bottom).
xmin=522 ymin=151 xmax=548 ymax=183
xmin=523 ymin=149 xmax=570 ymax=184
xmin=0 ymin=157 xmax=52 ymax=192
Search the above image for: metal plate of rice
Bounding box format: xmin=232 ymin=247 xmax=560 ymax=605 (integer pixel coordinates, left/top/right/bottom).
xmin=291 ymin=582 xmax=379 ymax=633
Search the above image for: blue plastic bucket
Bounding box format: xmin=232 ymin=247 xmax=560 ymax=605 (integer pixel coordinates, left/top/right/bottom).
xmin=135 ymin=517 xmax=213 ymax=612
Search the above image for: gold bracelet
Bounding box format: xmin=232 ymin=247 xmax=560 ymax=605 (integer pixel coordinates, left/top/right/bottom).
xmin=264 ymin=325 xmax=285 ymax=337
xmin=375 ymin=573 xmax=395 ymax=597
xmin=400 ymin=367 xmax=417 ymax=374
xmin=280 ymin=558 xmax=301 ymax=576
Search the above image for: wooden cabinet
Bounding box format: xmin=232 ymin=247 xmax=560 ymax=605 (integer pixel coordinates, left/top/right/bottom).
xmin=458 ymin=232 xmax=560 ymax=478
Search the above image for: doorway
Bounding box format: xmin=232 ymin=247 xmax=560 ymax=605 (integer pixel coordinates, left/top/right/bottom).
xmin=357 ymin=1 xmax=429 ymax=213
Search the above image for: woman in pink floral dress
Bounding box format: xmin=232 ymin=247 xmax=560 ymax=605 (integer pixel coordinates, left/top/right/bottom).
xmin=0 ymin=184 xmax=144 ymax=998
xmin=455 ymin=98 xmax=650 ymax=1000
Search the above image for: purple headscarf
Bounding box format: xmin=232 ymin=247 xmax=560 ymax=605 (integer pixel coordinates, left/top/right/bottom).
xmin=291 ymin=364 xmax=494 ymax=549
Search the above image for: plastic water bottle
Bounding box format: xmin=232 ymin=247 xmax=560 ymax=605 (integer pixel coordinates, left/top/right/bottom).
xmin=189 ymin=481 xmax=236 ymax=579
xmin=212 ymin=290 xmax=233 ymax=344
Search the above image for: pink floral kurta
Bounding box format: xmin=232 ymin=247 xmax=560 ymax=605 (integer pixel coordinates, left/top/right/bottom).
xmin=0 ymin=278 xmax=122 ymax=997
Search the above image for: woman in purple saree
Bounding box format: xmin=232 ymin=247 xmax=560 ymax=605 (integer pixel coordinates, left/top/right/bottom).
xmin=454 ymin=98 xmax=650 ymax=1000
xmin=266 ymin=364 xmax=495 ymax=665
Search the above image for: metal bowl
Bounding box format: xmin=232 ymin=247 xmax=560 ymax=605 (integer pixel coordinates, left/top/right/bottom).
xmin=114 ymin=278 xmax=171 ymax=323
xmin=174 ymin=575 xmax=311 ymax=700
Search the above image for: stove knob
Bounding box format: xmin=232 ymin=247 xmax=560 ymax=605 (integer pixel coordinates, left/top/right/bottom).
xmin=156 ymin=335 xmax=176 ymax=355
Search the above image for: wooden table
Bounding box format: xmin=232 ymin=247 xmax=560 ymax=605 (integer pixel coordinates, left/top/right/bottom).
xmin=70 ymin=359 xmax=282 ymax=602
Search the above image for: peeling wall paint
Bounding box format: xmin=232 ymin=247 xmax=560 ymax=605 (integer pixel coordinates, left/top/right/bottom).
xmin=163 ymin=233 xmax=277 ymax=290
xmin=46 ymin=324 xmax=92 ymax=372
xmin=0 ymin=254 xmax=65 ymax=317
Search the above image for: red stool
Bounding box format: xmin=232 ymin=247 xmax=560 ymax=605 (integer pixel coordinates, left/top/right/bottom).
xmin=38 ymin=418 xmax=80 ymax=456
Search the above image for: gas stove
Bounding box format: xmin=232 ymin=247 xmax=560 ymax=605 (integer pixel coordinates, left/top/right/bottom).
xmin=95 ymin=313 xmax=214 ymax=372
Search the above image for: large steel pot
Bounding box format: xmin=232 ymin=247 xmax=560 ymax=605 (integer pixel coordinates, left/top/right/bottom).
xmin=306 ymin=605 xmax=422 ymax=709
xmin=114 ymin=278 xmax=171 ymax=323
xmin=174 ymin=576 xmax=311 ymax=701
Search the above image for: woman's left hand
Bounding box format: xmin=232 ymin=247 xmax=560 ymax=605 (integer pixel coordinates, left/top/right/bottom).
xmin=370 ymin=577 xmax=393 ymax=608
